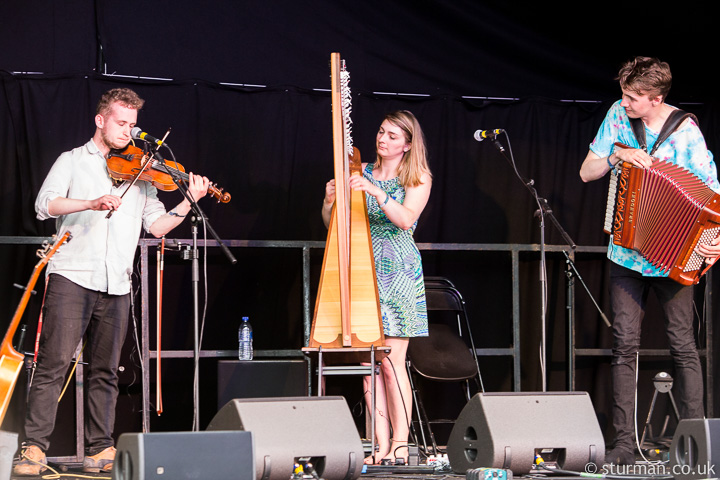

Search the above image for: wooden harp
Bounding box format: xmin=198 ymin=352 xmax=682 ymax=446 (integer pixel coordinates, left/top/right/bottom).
xmin=307 ymin=53 xmax=384 ymax=349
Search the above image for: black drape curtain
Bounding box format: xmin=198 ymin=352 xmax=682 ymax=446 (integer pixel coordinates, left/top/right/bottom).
xmin=2 ymin=0 xmax=720 ymax=449
xmin=2 ymin=73 xmax=629 ymax=245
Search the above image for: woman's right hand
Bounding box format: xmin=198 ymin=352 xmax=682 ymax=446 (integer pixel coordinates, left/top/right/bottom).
xmin=321 ymin=179 xmax=336 ymax=228
xmin=324 ymin=179 xmax=336 ymax=206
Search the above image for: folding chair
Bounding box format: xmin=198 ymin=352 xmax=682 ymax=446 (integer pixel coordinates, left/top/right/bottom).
xmin=407 ymin=278 xmax=484 ymax=454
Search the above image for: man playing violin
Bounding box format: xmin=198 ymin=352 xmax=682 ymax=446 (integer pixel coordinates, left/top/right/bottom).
xmin=14 ymin=88 xmax=209 ymax=476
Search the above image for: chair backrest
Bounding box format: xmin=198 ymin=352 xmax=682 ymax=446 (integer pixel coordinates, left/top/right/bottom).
xmin=424 ymin=285 xmax=470 ymax=342
xmin=425 ymin=287 xmax=464 ymax=312
xmin=424 ymin=276 xmax=457 ymax=289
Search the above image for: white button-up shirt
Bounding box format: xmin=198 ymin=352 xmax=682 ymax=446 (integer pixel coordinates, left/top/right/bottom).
xmin=35 ymin=139 xmax=166 ymax=295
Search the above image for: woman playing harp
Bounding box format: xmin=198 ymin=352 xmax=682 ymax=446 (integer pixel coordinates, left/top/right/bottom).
xmin=322 ymin=110 xmax=432 ymax=464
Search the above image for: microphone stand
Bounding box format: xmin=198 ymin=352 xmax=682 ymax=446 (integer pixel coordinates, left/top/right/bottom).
xmin=484 ymin=134 xmax=608 ymax=392
xmin=150 ymin=144 xmax=236 ymax=431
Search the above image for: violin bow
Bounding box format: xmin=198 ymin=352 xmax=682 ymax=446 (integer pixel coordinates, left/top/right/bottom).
xmin=156 ymin=236 xmax=165 ymax=415
xmin=28 ymin=282 xmax=49 ymax=390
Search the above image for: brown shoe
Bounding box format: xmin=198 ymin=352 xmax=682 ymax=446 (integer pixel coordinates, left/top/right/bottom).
xmin=83 ymin=446 xmax=116 ymax=473
xmin=13 ymin=445 xmax=48 ymax=476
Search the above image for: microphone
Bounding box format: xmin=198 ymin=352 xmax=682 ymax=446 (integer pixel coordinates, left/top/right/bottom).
xmin=131 ymin=127 xmax=166 ymax=146
xmin=473 ymin=129 xmax=504 ymax=141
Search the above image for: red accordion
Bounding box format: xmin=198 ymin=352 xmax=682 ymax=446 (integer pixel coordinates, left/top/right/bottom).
xmin=604 ymin=158 xmax=720 ymax=285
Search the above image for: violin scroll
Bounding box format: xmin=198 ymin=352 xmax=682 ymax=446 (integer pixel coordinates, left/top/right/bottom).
xmin=209 ymin=184 xmax=231 ymax=203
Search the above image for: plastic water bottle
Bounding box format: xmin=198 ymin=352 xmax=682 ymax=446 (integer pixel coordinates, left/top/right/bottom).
xmin=238 ymin=316 xmax=253 ymax=360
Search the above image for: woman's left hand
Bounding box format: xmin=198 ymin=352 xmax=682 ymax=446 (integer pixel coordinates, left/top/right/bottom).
xmin=348 ymin=174 xmax=383 ymax=202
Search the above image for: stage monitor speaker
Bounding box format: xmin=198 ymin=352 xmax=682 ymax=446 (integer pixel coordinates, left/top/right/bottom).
xmin=207 ymin=396 xmax=362 ymax=480
xmin=447 ymin=392 xmax=604 ymax=475
xmin=669 ymin=418 xmax=720 ymax=480
xmin=111 ymin=430 xmax=254 ymax=480
xmin=0 ymin=431 xmax=18 ymax=480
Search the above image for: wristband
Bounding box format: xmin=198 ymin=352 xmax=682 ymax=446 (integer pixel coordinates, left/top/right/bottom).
xmin=606 ymin=154 xmax=615 ymax=170
xmin=380 ymin=193 xmax=390 ymax=207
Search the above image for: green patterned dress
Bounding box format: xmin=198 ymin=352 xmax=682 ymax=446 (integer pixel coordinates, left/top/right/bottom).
xmin=364 ymin=163 xmax=428 ymax=337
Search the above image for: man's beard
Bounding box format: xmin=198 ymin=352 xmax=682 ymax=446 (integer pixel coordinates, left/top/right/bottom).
xmin=100 ymin=131 xmax=129 ymax=151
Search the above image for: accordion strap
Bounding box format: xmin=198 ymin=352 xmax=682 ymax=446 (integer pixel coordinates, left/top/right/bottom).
xmin=630 ymin=109 xmax=698 ymax=155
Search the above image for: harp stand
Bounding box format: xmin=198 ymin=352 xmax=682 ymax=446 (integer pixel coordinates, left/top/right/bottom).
xmin=484 ymin=134 xmax=609 ymax=391
xmin=303 ymin=345 xmax=390 ymax=463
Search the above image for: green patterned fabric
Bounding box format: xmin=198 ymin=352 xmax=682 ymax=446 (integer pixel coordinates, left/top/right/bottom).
xmin=364 ymin=163 xmax=428 ymax=337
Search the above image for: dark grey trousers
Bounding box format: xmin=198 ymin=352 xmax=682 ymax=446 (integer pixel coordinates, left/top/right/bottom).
xmin=23 ymin=274 xmax=129 ymax=455
xmin=609 ymin=262 xmax=704 ymax=451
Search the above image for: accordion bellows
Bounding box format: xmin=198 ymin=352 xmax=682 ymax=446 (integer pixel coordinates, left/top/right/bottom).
xmin=605 ymin=159 xmax=720 ymax=285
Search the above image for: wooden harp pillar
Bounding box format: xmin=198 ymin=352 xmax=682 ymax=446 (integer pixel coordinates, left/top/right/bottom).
xmin=306 ymin=53 xmax=385 ymax=350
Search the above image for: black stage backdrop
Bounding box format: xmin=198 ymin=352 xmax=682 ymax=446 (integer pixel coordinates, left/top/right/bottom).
xmin=2 ymin=0 xmax=720 ymax=453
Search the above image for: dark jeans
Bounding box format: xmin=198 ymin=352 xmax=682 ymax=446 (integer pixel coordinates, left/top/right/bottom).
xmin=609 ymin=263 xmax=704 ymax=451
xmin=24 ymin=274 xmax=129 ymax=455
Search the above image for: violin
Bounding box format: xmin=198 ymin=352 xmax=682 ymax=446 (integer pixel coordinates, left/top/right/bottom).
xmin=106 ymin=144 xmax=231 ymax=203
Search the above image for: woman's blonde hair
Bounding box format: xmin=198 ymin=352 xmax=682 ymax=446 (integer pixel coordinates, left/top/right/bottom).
xmin=375 ymin=110 xmax=432 ymax=188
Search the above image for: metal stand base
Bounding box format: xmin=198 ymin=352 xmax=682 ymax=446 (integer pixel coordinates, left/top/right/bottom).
xmin=640 ymin=371 xmax=680 ymax=448
xmin=302 ymin=345 xmax=391 ymax=465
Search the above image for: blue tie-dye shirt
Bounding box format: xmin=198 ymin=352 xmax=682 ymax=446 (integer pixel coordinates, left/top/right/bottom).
xmin=590 ymin=100 xmax=720 ymax=276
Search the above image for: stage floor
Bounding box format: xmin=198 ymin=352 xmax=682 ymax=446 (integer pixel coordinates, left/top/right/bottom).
xmin=9 ymin=454 xmax=666 ymax=480
xmin=8 ymin=436 xmax=664 ymax=480
xmin=6 ymin=468 xmax=566 ymax=480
